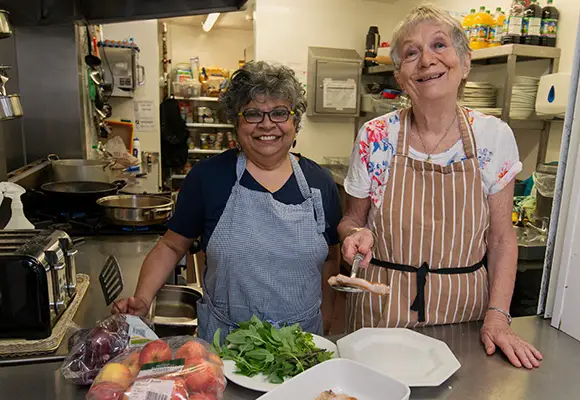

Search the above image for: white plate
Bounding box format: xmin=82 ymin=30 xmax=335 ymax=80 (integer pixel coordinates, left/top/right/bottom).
xmin=257 ymin=358 xmax=410 ymax=400
xmin=337 ymin=328 xmax=460 ymax=387
xmin=223 ymin=334 xmax=338 ymax=392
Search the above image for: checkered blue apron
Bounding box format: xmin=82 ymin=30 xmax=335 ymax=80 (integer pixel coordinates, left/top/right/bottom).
xmin=196 ymin=152 xmax=329 ymax=343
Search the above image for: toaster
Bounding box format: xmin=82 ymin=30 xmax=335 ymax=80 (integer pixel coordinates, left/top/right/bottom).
xmin=0 ymin=230 xmax=78 ymax=340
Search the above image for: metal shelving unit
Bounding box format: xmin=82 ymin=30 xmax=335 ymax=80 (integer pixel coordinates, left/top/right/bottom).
xmin=360 ymin=44 xmax=561 ymax=166
xmin=174 ymin=96 xmax=219 ymax=102
xmin=188 ymin=148 xmax=226 ymax=155
xmin=186 ymin=122 xmax=234 ymax=128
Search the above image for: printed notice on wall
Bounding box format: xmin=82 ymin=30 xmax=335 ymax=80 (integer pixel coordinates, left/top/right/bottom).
xmin=322 ymin=78 xmax=357 ymax=110
xmin=133 ymin=100 xmax=156 ymax=132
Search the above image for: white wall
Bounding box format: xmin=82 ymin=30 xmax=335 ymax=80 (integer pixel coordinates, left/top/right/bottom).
xmin=101 ymin=20 xmax=161 ymax=153
xmin=254 ymin=0 xmax=578 ymax=170
xmin=166 ymin=22 xmax=253 ymax=71
xmin=255 ymin=0 xmax=399 ymax=163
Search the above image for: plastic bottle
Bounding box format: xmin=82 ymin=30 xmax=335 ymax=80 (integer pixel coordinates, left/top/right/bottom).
xmin=0 ymin=182 xmax=35 ymax=230
xmin=541 ymin=0 xmax=559 ymax=47
xmin=132 ymin=137 xmax=142 ymax=164
xmin=487 ymin=10 xmax=497 ymax=46
xmin=490 ymin=8 xmax=505 ymax=47
xmin=523 ymin=0 xmax=543 ymax=45
xmin=463 ymin=9 xmax=476 ymax=40
xmin=503 ymin=0 xmax=525 ymax=44
xmin=470 ymin=6 xmax=490 ymax=50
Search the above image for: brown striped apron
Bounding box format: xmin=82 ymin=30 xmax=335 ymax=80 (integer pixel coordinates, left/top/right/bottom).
xmin=348 ymin=106 xmax=490 ymax=330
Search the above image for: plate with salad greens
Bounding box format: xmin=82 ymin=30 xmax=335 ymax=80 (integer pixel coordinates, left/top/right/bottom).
xmin=212 ymin=316 xmax=337 ymax=392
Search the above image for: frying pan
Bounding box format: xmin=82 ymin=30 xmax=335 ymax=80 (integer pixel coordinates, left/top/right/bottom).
xmin=40 ymin=180 xmax=125 ymax=212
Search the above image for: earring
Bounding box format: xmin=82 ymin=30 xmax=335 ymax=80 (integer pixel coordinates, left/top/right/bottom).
xmin=292 ymin=140 xmax=296 ymax=148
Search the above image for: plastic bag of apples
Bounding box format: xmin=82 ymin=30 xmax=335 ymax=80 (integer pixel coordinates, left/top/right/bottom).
xmin=86 ymin=336 xmax=226 ymax=400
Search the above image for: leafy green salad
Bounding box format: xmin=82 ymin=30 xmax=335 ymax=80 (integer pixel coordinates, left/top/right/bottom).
xmin=212 ymin=316 xmax=334 ymax=383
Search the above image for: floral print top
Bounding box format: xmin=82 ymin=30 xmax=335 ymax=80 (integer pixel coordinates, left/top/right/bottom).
xmin=344 ymin=108 xmax=522 ymax=213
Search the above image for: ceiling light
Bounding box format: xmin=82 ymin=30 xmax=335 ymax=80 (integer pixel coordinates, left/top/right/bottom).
xmin=202 ymin=13 xmax=220 ymax=32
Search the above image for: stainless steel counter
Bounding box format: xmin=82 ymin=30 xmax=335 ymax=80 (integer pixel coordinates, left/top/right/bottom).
xmin=1 ymin=237 xmax=579 ymax=399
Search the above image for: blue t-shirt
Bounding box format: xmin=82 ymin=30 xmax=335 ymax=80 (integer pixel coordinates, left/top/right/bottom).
xmin=167 ymin=149 xmax=342 ymax=252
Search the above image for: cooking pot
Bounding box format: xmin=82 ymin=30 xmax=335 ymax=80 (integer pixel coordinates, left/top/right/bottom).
xmin=48 ymin=154 xmax=113 ymax=182
xmin=97 ymin=194 xmax=173 ymax=226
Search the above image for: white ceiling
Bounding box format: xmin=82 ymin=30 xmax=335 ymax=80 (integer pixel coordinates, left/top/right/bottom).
xmin=162 ymin=9 xmax=254 ymax=31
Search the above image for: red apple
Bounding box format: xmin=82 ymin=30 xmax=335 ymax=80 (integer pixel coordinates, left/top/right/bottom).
xmin=188 ymin=394 xmax=216 ymax=400
xmin=184 ymin=362 xmax=223 ymax=394
xmin=183 ymin=356 xmax=206 ymax=371
xmin=206 ymin=352 xmax=223 ymax=367
xmin=170 ymin=377 xmax=188 ymax=400
xmin=175 ymin=341 xmax=208 ymax=361
xmin=122 ymin=384 xmax=133 ymax=400
xmin=86 ymin=382 xmax=126 ymax=400
xmin=139 ymin=340 xmax=172 ymax=365
xmin=93 ymin=363 xmax=134 ymax=389
xmin=121 ymin=351 xmax=141 ymax=378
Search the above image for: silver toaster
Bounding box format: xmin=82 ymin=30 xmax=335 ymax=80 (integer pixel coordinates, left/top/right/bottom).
xmin=0 ymin=230 xmax=78 ymax=339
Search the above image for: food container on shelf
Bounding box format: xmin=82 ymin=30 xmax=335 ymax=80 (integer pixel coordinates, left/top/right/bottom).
xmin=257 ymin=358 xmax=410 ymax=400
xmin=197 ymin=106 xmax=214 ymax=123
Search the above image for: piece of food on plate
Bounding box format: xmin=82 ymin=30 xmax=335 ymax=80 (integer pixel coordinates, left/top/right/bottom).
xmin=212 ymin=315 xmax=334 ymax=384
xmin=328 ymin=274 xmax=390 ymax=295
xmin=316 ymin=390 xmax=358 ymax=400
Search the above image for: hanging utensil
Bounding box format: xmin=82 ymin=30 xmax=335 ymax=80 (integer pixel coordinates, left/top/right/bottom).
xmin=99 ymin=255 xmax=124 ymax=313
xmin=0 ymin=67 xmax=9 ymax=96
xmin=0 ymin=10 xmax=13 ymax=39
xmin=331 ymin=253 xmax=365 ymax=293
xmin=84 ymin=25 xmax=101 ymax=67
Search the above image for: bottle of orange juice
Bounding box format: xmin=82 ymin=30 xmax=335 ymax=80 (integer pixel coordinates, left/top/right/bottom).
xmin=463 ymin=9 xmax=476 ymax=39
xmin=470 ymin=6 xmax=490 ymax=50
xmin=487 ymin=10 xmax=498 ymax=46
xmin=490 ymin=8 xmax=505 ymax=46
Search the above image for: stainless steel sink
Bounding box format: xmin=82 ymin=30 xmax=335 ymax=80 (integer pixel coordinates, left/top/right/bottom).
xmin=149 ymin=285 xmax=202 ymax=337
xmin=514 ymin=226 xmax=547 ymax=261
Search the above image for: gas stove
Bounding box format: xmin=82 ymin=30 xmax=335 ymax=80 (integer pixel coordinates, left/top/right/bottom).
xmin=28 ymin=211 xmax=168 ymax=238
xmin=19 ymin=192 xmax=168 ymax=238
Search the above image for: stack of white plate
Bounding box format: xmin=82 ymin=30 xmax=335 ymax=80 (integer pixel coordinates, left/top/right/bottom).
xmin=510 ymin=76 xmax=540 ymax=119
xmin=461 ymin=82 xmax=497 ymax=109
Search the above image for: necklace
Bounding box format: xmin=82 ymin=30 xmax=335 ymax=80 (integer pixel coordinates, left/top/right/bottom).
xmin=413 ymin=113 xmax=458 ymax=161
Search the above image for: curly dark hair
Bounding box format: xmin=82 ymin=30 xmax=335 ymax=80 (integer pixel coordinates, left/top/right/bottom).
xmin=219 ymin=61 xmax=307 ymax=132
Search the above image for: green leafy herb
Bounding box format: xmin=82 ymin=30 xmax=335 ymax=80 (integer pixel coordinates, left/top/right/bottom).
xmin=212 ymin=315 xmax=334 ymax=383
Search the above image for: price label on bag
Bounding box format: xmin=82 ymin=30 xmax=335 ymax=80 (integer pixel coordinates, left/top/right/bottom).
xmin=128 ymin=379 xmax=173 ymax=400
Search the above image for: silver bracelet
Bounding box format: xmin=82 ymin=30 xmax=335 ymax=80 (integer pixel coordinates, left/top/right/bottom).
xmin=487 ymin=307 xmax=513 ymax=325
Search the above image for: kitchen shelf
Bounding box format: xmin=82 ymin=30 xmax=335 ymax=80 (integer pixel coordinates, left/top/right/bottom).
xmin=186 ymin=123 xmax=234 ymax=128
xmin=188 ymin=148 xmax=226 ymax=155
xmin=471 ymin=44 xmax=561 ymax=66
xmin=365 ymin=64 xmax=395 ymax=74
xmin=174 ymin=96 xmax=219 ymax=102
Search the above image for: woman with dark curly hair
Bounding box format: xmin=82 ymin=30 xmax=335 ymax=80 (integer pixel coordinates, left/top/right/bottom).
xmin=114 ymin=61 xmax=342 ymax=342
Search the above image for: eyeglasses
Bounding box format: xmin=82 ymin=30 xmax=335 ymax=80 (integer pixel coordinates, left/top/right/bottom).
xmin=237 ymin=108 xmax=295 ymax=124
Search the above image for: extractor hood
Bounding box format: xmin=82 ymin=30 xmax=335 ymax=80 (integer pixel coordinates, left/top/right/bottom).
xmin=0 ymin=0 xmax=248 ymax=26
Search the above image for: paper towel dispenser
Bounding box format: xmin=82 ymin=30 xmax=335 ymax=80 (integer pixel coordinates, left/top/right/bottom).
xmin=536 ymin=72 xmax=571 ymax=117
xmin=307 ymin=47 xmax=362 ymax=117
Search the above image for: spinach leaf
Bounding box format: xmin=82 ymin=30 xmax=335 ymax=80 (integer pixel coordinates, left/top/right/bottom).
xmin=212 ymin=315 xmax=334 ymax=384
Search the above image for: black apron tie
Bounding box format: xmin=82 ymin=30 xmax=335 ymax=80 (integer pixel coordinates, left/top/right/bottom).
xmin=370 ymin=258 xmax=485 ymax=323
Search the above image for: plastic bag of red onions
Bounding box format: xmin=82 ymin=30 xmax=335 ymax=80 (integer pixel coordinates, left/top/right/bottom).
xmin=61 ymin=314 xmax=157 ymax=385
